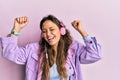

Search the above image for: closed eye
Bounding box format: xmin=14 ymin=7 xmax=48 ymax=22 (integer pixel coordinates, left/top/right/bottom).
xmin=42 ymin=30 xmax=46 ymax=33
xmin=50 ymin=29 xmax=54 ymax=31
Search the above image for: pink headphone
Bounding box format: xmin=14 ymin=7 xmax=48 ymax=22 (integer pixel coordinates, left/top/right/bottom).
xmin=59 ymin=21 xmax=66 ymax=35
xmin=60 ymin=27 xmax=66 ymax=35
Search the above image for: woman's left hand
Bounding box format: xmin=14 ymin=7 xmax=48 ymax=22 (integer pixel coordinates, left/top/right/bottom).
xmin=71 ymin=20 xmax=82 ymax=32
xmin=71 ymin=20 xmax=88 ymax=37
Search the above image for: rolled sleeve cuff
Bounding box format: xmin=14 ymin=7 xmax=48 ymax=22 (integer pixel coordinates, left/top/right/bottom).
xmin=83 ymin=35 xmax=98 ymax=52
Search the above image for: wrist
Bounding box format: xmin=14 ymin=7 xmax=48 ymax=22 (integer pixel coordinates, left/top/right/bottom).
xmin=11 ymin=29 xmax=21 ymax=36
xmin=78 ymin=29 xmax=88 ymax=37
xmin=13 ymin=27 xmax=21 ymax=32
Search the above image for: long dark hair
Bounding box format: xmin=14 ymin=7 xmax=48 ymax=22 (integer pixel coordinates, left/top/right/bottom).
xmin=38 ymin=15 xmax=73 ymax=80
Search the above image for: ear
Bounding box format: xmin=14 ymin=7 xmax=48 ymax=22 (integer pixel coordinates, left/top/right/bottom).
xmin=60 ymin=27 xmax=66 ymax=35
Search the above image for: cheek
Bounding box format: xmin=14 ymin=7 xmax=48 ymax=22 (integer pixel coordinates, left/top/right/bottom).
xmin=42 ymin=34 xmax=47 ymax=39
xmin=54 ymin=30 xmax=60 ymax=36
xmin=55 ymin=31 xmax=61 ymax=39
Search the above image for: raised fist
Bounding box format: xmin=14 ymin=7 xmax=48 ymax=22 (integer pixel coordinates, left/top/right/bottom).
xmin=71 ymin=20 xmax=82 ymax=31
xmin=13 ymin=16 xmax=28 ymax=32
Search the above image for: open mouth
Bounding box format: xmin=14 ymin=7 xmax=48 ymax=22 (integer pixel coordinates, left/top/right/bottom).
xmin=47 ymin=36 xmax=55 ymax=42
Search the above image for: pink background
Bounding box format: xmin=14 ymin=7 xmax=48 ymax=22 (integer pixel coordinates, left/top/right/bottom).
xmin=0 ymin=0 xmax=120 ymax=80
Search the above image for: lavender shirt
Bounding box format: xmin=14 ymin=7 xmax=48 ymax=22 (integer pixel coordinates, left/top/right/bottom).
xmin=0 ymin=36 xmax=102 ymax=80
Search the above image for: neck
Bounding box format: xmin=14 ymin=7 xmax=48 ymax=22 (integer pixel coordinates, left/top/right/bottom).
xmin=52 ymin=43 xmax=58 ymax=53
xmin=52 ymin=45 xmax=58 ymax=62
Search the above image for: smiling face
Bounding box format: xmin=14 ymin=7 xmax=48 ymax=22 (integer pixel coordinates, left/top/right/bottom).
xmin=42 ymin=20 xmax=61 ymax=47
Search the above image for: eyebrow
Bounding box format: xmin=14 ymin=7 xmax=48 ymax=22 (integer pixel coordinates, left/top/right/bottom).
xmin=42 ymin=27 xmax=54 ymax=30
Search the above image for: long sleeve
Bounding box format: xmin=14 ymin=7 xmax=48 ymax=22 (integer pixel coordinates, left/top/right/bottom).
xmin=0 ymin=36 xmax=31 ymax=65
xmin=74 ymin=36 xmax=102 ymax=64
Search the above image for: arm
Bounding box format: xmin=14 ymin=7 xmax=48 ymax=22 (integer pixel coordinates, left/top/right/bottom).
xmin=71 ymin=20 xmax=102 ymax=64
xmin=0 ymin=16 xmax=29 ymax=65
xmin=1 ymin=36 xmax=31 ymax=65
xmin=75 ymin=37 xmax=102 ymax=64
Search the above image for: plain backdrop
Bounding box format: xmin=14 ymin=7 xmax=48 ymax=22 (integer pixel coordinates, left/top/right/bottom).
xmin=0 ymin=0 xmax=120 ymax=80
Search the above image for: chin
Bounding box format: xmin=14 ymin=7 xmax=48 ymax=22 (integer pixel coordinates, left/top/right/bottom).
xmin=48 ymin=42 xmax=58 ymax=46
xmin=48 ymin=43 xmax=55 ymax=46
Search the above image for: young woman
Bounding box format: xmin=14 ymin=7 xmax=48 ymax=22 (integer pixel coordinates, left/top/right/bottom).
xmin=0 ymin=15 xmax=102 ymax=80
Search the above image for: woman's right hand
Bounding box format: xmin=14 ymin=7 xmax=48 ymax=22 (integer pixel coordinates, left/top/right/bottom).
xmin=13 ymin=16 xmax=28 ymax=32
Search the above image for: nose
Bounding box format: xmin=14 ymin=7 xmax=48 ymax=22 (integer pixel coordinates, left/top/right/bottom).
xmin=46 ymin=30 xmax=51 ymax=36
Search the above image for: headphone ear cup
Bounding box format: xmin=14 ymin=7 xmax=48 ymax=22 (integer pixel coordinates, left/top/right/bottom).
xmin=60 ymin=27 xmax=66 ymax=35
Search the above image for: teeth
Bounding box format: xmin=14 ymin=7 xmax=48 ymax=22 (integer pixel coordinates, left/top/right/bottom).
xmin=48 ymin=37 xmax=53 ymax=39
xmin=48 ymin=36 xmax=54 ymax=41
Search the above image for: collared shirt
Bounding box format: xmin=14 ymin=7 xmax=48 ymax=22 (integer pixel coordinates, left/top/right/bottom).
xmin=0 ymin=36 xmax=102 ymax=80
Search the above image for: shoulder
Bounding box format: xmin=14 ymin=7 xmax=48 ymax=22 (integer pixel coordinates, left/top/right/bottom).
xmin=26 ymin=42 xmax=40 ymax=61
xmin=68 ymin=40 xmax=84 ymax=55
xmin=27 ymin=42 xmax=40 ymax=51
xmin=70 ymin=40 xmax=84 ymax=49
xmin=28 ymin=42 xmax=39 ymax=48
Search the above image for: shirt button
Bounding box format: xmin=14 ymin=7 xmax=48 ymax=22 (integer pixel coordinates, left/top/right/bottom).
xmin=72 ymin=73 xmax=75 ymax=76
xmin=90 ymin=41 xmax=92 ymax=43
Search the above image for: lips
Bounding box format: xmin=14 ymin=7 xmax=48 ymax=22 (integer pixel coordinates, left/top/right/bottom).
xmin=47 ymin=36 xmax=55 ymax=42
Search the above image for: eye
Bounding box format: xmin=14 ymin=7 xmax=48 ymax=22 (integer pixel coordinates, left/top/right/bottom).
xmin=42 ymin=30 xmax=46 ymax=33
xmin=50 ymin=28 xmax=54 ymax=31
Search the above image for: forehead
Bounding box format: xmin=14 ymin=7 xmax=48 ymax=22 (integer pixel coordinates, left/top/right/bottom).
xmin=42 ymin=20 xmax=58 ymax=29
